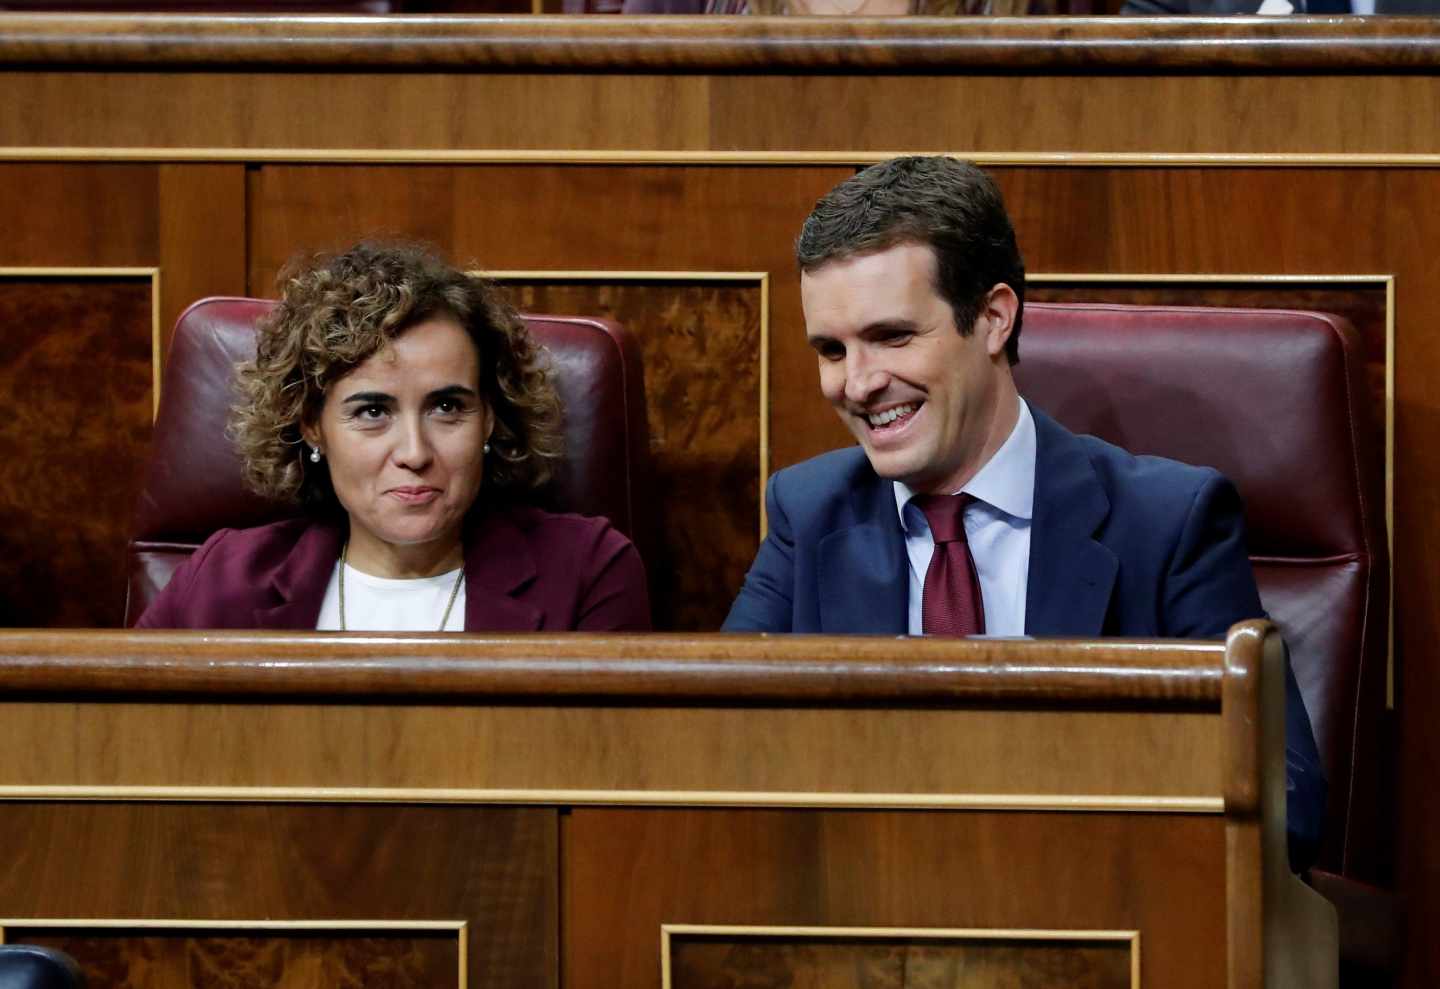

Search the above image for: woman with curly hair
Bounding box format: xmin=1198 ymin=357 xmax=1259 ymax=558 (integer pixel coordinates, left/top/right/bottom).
xmin=138 ymin=242 xmax=650 ymax=631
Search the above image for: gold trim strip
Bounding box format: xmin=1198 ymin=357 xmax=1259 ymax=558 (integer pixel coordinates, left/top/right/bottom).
xmin=1386 ymin=276 xmax=1396 ymax=708
xmin=760 ymin=271 xmax=771 ymax=541
xmin=0 ymin=918 xmax=467 ymax=984
xmin=0 ymin=266 xmax=161 ymax=277
xmin=8 ymin=148 xmax=1440 ymax=167
xmin=1 ymin=919 xmax=465 ymax=932
xmin=0 ymin=786 xmax=1224 ymax=812
xmin=0 ymin=266 xmax=163 ymax=418
xmin=662 ymin=923 xmax=1140 ymax=940
xmin=492 ymin=269 xmax=769 ymax=281
xmin=1032 ymin=272 xmax=1394 ymax=284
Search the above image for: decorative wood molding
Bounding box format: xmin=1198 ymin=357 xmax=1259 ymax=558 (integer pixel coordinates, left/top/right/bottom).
xmin=0 ymin=629 xmax=1225 ymax=705
xmin=0 ymin=919 xmax=468 ymax=987
xmin=661 ymin=924 xmax=1141 ymax=989
xmin=0 ymin=918 xmax=466 ymax=932
xmin=4 ymin=14 xmax=1440 ymax=72
xmin=0 ymin=785 xmax=1226 ymax=812
xmin=11 ymin=148 xmax=1440 ymax=167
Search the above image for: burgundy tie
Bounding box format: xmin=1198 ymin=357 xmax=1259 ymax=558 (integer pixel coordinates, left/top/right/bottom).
xmin=914 ymin=494 xmax=986 ymax=637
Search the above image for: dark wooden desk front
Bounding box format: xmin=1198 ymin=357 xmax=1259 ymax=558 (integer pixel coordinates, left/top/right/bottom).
xmin=0 ymin=624 xmax=1329 ymax=987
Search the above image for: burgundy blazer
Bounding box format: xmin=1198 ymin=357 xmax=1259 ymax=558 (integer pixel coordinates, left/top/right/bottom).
xmin=136 ymin=506 xmax=651 ymax=632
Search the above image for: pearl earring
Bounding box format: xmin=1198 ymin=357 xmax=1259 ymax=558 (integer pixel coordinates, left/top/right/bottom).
xmin=309 ymin=446 xmax=322 ymax=463
xmin=483 ymin=441 xmax=491 ymax=454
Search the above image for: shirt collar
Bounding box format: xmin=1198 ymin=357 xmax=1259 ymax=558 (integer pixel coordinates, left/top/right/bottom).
xmin=893 ymin=398 xmax=1037 ymax=530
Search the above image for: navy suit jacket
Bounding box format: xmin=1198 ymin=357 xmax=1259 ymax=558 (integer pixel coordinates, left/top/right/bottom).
xmin=724 ymin=408 xmax=1326 ymax=868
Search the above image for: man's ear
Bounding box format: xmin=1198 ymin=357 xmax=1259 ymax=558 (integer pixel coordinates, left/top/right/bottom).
xmin=979 ymin=282 xmax=1025 ymax=359
xmin=979 ymin=283 xmax=1019 ymax=359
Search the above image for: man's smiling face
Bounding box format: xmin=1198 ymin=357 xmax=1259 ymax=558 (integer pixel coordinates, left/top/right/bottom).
xmin=802 ymin=240 xmax=1017 ymax=495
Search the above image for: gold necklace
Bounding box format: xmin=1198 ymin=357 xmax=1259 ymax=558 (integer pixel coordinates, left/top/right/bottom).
xmin=338 ymin=541 xmax=465 ymax=632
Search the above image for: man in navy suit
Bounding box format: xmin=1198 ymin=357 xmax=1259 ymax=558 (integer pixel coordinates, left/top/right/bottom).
xmin=723 ymin=156 xmax=1326 ymax=870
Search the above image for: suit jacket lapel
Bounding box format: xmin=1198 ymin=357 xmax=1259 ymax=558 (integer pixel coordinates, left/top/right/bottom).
xmin=817 ymin=471 xmax=908 ymax=635
xmin=253 ymin=511 xmax=545 ymax=632
xmin=254 ymin=519 xmax=344 ymax=629
xmin=462 ymin=510 xmax=545 ymax=632
xmin=1026 ymin=410 xmax=1119 ymax=637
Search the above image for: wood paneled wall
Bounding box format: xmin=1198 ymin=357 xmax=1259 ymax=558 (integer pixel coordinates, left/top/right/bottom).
xmin=1 ymin=16 xmax=1436 ymax=986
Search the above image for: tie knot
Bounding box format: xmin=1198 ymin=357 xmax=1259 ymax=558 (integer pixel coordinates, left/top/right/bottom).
xmin=913 ymin=493 xmax=972 ymax=544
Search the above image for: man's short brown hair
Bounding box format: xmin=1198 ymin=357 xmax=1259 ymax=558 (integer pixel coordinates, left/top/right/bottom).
xmin=796 ymin=156 xmax=1026 ymax=365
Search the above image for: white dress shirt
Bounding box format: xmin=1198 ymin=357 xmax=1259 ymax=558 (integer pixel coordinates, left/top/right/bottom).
xmin=894 ymin=398 xmax=1036 ymax=637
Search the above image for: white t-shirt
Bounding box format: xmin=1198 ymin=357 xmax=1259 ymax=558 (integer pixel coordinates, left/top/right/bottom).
xmin=315 ymin=562 xmax=466 ymax=632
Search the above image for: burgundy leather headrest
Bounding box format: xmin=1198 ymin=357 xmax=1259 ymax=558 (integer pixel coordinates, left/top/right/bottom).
xmin=1017 ymin=303 xmax=1380 ymax=560
xmin=128 ymin=297 xmax=651 ymax=620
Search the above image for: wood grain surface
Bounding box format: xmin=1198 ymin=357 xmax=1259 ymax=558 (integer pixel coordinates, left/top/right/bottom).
xmin=565 ymin=808 xmax=1223 ymax=989
xmin=0 ymin=802 xmax=557 ymax=988
xmin=669 ymin=934 xmax=1132 ymax=989
xmin=504 ymin=280 xmax=762 ymax=633
xmin=5 ymin=15 xmax=1440 ymax=71
xmin=11 ymin=72 xmax=1440 ymax=155
xmin=16 ymin=931 xmax=460 ymax=989
xmin=157 ymin=164 xmax=248 ymax=354
xmin=0 ymin=630 xmax=1225 ymax=704
xmin=0 ymin=701 xmax=1222 ymax=799
xmin=0 ymin=634 xmax=1226 ymax=799
xmin=0 ymin=278 xmax=153 ymax=628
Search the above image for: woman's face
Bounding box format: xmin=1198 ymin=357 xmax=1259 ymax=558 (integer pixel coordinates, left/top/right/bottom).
xmin=304 ymin=316 xmax=493 ymax=574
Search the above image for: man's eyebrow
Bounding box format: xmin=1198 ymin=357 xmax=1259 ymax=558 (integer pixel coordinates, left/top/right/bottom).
xmin=858 ymin=319 xmax=919 ymax=336
xmin=807 ymin=319 xmax=918 ymax=346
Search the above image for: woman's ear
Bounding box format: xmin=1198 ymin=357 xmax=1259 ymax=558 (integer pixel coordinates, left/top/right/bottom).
xmin=299 ymin=415 xmax=322 ymax=452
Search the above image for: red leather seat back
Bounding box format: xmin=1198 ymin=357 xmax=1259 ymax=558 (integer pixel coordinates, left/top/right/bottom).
xmin=126 ymin=297 xmax=651 ymax=623
xmin=1016 ymin=302 xmax=1387 ymax=878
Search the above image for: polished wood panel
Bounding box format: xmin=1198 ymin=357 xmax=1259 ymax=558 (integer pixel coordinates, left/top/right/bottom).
xmin=0 ymin=630 xmax=1227 ymax=702
xmin=0 ymin=634 xmax=1224 ymax=798
xmin=565 ymin=808 xmax=1221 ymax=989
xmin=157 ymin=163 xmax=248 ymax=355
xmin=0 ymin=163 xmax=158 ymax=265
xmin=0 ymin=278 xmax=153 ymax=628
xmin=0 ymin=701 xmax=1221 ymax=797
xmin=4 ymin=15 xmax=1440 ymax=71
xmin=16 ymin=931 xmax=460 ymax=989
xmin=668 ymin=932 xmax=1132 ymax=989
xmin=11 ymin=72 xmax=1440 ymax=155
xmin=501 ymin=279 xmax=761 ymax=633
xmin=0 ymin=802 xmax=557 ymax=988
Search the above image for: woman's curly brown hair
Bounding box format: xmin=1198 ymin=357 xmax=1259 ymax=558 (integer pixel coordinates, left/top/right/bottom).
xmin=231 ymin=242 xmax=564 ymax=511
